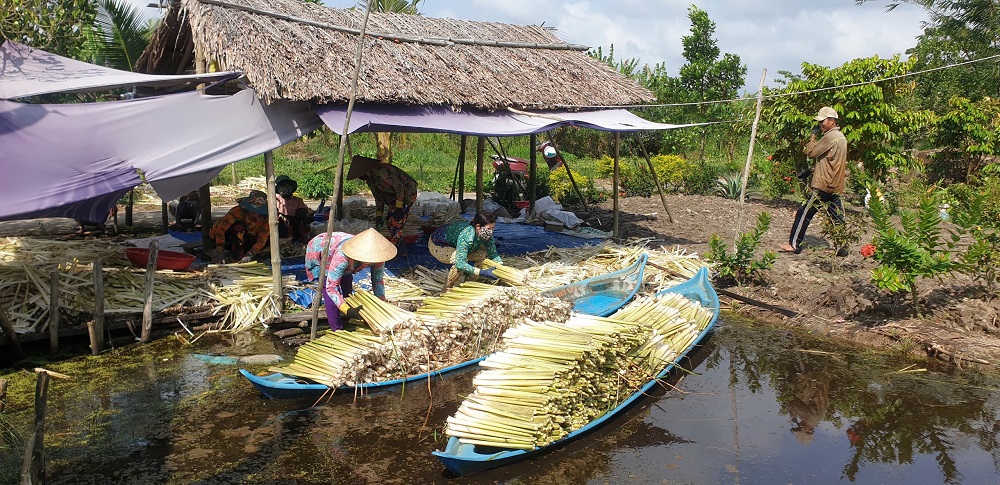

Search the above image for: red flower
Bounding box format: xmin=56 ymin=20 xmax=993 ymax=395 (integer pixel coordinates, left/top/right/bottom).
xmin=861 ymin=244 xmax=876 ymax=258
xmin=767 ymin=155 xmax=773 ymax=161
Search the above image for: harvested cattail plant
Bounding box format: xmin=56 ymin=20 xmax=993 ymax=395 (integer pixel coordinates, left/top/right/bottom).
xmin=480 ymin=259 xmax=528 ymax=286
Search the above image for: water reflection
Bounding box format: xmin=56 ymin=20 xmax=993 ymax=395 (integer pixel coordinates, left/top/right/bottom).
xmin=2 ymin=317 xmax=1000 ymax=484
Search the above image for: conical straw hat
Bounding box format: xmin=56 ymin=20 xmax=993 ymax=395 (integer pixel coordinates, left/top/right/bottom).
xmin=342 ymin=228 xmax=397 ymax=263
xmin=347 ymin=155 xmax=381 ymax=180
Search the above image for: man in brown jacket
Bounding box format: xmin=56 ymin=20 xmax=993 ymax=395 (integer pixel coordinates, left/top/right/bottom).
xmin=780 ymin=106 xmax=849 ymax=256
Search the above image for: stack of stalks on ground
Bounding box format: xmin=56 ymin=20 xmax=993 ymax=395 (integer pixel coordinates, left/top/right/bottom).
xmin=268 ymin=284 xmax=571 ymax=388
xmin=480 ymin=259 xmax=528 ymax=286
xmin=443 ymin=291 xmax=714 ymax=450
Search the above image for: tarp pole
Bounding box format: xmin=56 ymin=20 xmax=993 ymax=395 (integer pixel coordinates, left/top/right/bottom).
xmin=195 ymin=51 xmax=213 ymax=252
xmin=265 ymin=150 xmax=282 ymax=312
xmin=311 ymin=0 xmax=375 ymax=340
xmin=457 ymin=135 xmax=467 ymax=202
xmin=736 ymin=68 xmax=767 ymax=240
xmin=475 ymin=136 xmax=485 ymax=213
xmin=613 ymin=132 xmax=620 ymax=238
xmin=636 ymin=136 xmax=675 ymax=223
xmin=529 ymin=134 xmax=537 ymax=211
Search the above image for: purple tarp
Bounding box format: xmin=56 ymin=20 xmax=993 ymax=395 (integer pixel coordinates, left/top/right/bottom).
xmin=1 ymin=89 xmax=321 ymax=222
xmin=315 ymin=104 xmax=697 ymax=136
xmin=0 ymin=41 xmax=239 ymax=99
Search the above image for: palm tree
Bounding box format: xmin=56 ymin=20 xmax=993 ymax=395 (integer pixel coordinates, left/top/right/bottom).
xmin=83 ymin=0 xmax=153 ymax=72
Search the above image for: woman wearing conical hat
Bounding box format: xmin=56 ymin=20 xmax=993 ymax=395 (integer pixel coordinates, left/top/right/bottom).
xmin=347 ymin=155 xmax=418 ymax=252
xmin=304 ymin=228 xmax=396 ymax=330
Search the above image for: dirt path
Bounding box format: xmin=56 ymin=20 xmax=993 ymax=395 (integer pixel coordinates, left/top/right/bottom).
xmin=574 ymin=194 xmax=1000 ymax=369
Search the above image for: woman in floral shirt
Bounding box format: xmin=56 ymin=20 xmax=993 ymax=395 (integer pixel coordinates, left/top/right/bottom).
xmin=209 ymin=190 xmax=269 ymax=262
xmin=305 ymin=228 xmax=396 ymax=330
xmin=428 ymin=213 xmax=502 ymax=287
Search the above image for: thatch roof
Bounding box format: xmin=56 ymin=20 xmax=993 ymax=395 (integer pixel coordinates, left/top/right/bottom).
xmin=138 ymin=0 xmax=654 ymax=109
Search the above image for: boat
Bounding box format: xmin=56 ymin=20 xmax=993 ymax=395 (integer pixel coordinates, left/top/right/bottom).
xmin=240 ymin=356 xmax=485 ymax=400
xmin=242 ymin=260 xmax=648 ymax=400
xmin=432 ymin=266 xmax=720 ymax=476
xmin=539 ymin=253 xmax=648 ymax=317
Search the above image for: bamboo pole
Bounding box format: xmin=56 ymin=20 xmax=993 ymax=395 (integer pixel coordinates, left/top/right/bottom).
xmin=735 ymin=68 xmax=767 ymax=238
xmin=311 ymin=0 xmax=375 ymax=340
xmin=20 ymin=370 xmax=48 ymax=485
xmin=48 ymin=270 xmax=58 ymax=355
xmin=141 ymin=240 xmax=158 ymax=343
xmin=476 ymin=136 xmax=485 ymax=213
xmin=529 ymin=133 xmax=537 ymax=211
xmin=125 ymin=187 xmax=134 ymax=226
xmin=613 ymin=132 xmax=620 ymax=238
xmin=264 ymin=151 xmax=283 ymax=312
xmin=92 ymin=259 xmax=104 ymax=354
xmin=0 ymin=378 xmax=7 ymax=413
xmin=636 ymin=136 xmax=675 ymax=223
xmin=195 ymin=50 xmax=213 ymax=252
xmin=0 ymin=310 xmax=24 ymax=360
xmin=560 ymin=152 xmax=589 ymax=212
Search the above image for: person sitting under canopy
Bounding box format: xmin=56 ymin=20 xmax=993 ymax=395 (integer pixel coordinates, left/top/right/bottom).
xmin=428 ymin=213 xmax=502 ymax=288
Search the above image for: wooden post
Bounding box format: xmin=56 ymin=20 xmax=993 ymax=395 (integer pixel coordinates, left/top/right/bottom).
xmin=20 ymin=371 xmax=49 ymax=485
xmin=92 ymin=259 xmax=104 ymax=355
xmin=198 ymin=182 xmax=213 ymax=252
xmin=0 ymin=378 xmax=7 ymax=413
xmin=0 ymin=310 xmax=24 ymax=360
xmin=637 ymin=137 xmax=675 ymax=223
xmin=613 ymin=133 xmax=620 ymax=238
xmin=125 ymin=187 xmax=134 ymax=226
xmin=141 ymin=240 xmax=158 ymax=343
xmin=475 ymin=136 xmax=485 ymax=213
xmin=529 ymin=134 xmax=537 ymax=211
xmin=264 ymin=151 xmax=283 ymax=312
xmin=735 ymin=69 xmax=768 ymax=238
xmin=161 ymin=201 xmax=169 ymax=234
xmin=231 ymin=164 xmax=237 ymax=185
xmin=457 ymin=135 xmax=467 ymax=202
xmin=48 ymin=270 xmax=59 ymax=355
xmin=559 ymin=156 xmax=589 ymax=212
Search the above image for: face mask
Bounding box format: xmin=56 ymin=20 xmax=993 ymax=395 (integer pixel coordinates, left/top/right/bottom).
xmin=477 ymin=227 xmax=493 ymax=240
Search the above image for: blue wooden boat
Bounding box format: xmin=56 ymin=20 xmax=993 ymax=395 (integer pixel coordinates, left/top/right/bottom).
xmin=240 ymin=356 xmax=485 ymax=400
xmin=540 ymin=253 xmax=648 ymax=317
xmin=432 ymin=266 xmax=719 ymax=476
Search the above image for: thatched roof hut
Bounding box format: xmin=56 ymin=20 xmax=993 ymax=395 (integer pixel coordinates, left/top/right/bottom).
xmin=138 ymin=0 xmax=654 ymax=109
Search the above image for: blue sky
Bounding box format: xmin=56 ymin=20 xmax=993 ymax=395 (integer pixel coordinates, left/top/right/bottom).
xmin=135 ymin=0 xmax=930 ymax=94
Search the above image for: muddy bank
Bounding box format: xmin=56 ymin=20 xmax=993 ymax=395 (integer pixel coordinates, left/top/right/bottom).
xmin=575 ymin=194 xmax=1000 ymax=368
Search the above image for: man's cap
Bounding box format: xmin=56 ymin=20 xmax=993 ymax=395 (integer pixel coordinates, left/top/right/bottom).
xmin=342 ymin=228 xmax=397 ymax=263
xmin=347 ymin=155 xmax=381 ymax=180
xmin=814 ymin=106 xmax=839 ymax=121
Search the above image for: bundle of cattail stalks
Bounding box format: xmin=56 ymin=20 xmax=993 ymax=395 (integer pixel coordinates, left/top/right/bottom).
xmin=268 ymin=284 xmax=571 ymax=389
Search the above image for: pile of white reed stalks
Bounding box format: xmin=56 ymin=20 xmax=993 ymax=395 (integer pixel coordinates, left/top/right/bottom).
xmin=480 ymin=259 xmax=528 ymax=286
xmin=443 ymin=291 xmax=715 ymax=450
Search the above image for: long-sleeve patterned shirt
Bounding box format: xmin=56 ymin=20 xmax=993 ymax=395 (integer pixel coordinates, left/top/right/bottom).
xmin=366 ymin=164 xmax=418 ymax=213
xmin=305 ymin=232 xmax=385 ymax=309
xmin=209 ymin=206 xmax=270 ymax=255
xmin=431 ymin=220 xmax=502 ymax=275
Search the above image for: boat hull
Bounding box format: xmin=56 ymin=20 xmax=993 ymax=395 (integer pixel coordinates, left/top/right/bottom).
xmin=240 ymin=356 xmax=485 ymax=400
xmin=540 ymin=253 xmax=648 ymax=316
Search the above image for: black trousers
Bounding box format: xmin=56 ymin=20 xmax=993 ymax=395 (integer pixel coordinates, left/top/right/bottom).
xmin=788 ymin=189 xmax=844 ymax=252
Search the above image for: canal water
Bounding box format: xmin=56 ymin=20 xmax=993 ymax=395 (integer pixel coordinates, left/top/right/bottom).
xmin=2 ymin=316 xmax=999 ymax=484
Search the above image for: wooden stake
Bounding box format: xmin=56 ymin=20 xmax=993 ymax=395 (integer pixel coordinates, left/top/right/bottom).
xmin=0 ymin=310 xmax=24 ymax=360
xmin=735 ymin=68 xmax=768 ymax=238
xmin=141 ymin=240 xmax=158 ymax=343
xmin=0 ymin=378 xmax=7 ymax=413
xmin=529 ymin=134 xmax=537 ymax=211
xmin=161 ymin=201 xmax=169 ymax=234
xmin=92 ymin=259 xmax=104 ymax=354
xmin=48 ymin=269 xmax=59 ymax=355
xmin=20 ymin=370 xmax=49 ymax=485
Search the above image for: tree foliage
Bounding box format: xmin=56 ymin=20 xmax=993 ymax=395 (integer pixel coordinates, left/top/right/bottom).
xmin=356 ymin=0 xmax=423 ymax=14
xmin=0 ymin=0 xmax=97 ymax=58
xmin=82 ymin=0 xmax=152 ymax=72
xmin=761 ymin=56 xmax=935 ymax=184
xmin=927 ymin=96 xmax=1000 ymax=182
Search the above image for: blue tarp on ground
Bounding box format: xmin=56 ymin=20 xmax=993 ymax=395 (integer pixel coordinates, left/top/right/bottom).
xmin=275 ymin=221 xmax=599 ymax=282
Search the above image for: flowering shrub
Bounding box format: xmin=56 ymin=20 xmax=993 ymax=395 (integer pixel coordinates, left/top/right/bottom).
xmin=860 ymin=244 xmax=876 ymax=258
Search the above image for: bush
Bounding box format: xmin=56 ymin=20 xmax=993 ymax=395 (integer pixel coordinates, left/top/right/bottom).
xmin=297 ymin=173 xmax=335 ymax=199
xmin=706 ymin=212 xmax=776 ymax=286
xmin=547 ymin=168 xmax=606 ymax=205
